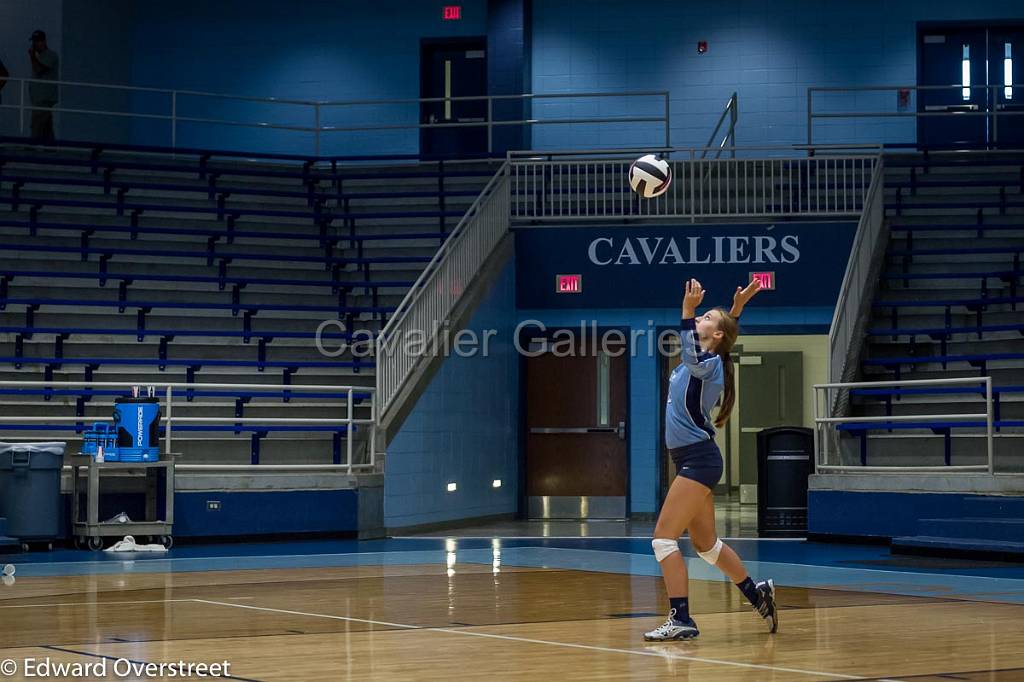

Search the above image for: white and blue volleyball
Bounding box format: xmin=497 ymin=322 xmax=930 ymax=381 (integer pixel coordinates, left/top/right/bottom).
xmin=628 ymin=154 xmax=672 ymax=198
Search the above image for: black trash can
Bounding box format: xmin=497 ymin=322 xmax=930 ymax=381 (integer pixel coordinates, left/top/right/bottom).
xmin=756 ymin=427 xmax=814 ymax=537
xmin=0 ymin=442 xmax=65 ymax=545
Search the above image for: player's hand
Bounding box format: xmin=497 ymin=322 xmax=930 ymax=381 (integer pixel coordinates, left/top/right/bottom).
xmin=733 ymin=277 xmax=763 ymax=309
xmin=682 ymin=278 xmax=705 ymax=317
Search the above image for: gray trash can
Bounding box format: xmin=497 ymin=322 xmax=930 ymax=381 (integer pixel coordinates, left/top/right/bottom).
xmin=0 ymin=442 xmax=65 ymax=543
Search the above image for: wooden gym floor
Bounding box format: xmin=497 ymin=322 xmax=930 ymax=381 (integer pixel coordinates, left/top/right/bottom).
xmin=2 ymin=538 xmax=1024 ymax=681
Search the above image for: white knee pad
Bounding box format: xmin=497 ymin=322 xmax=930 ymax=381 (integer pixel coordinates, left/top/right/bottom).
xmin=651 ymin=538 xmax=680 ymax=562
xmin=697 ymin=538 xmax=723 ymax=565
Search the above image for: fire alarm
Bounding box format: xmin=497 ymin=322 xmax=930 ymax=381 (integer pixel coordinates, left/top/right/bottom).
xmin=697 ymin=41 xmax=708 ymax=54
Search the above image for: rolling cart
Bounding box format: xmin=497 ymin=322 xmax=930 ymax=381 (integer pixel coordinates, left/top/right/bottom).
xmin=71 ymin=454 xmax=176 ymax=551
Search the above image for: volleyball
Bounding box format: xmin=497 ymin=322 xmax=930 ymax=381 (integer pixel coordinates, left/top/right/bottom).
xmin=628 ymin=154 xmax=672 ymax=198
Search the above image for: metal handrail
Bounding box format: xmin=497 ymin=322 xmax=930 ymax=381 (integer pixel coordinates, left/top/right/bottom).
xmin=827 ymin=156 xmax=886 ymax=393
xmin=508 ymin=147 xmax=879 ymax=221
xmin=375 ymin=163 xmax=511 ymax=420
xmin=506 ymin=143 xmax=883 ymax=160
xmin=807 ymin=84 xmax=1024 ymax=145
xmin=0 ymin=78 xmax=671 ymax=155
xmin=702 ymin=92 xmax=738 ymax=159
xmin=813 ymin=377 xmax=994 ymax=474
xmin=0 ymin=379 xmax=376 ymax=473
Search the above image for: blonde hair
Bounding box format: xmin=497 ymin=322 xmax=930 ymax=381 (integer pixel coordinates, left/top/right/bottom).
xmin=710 ymin=309 xmax=738 ymax=428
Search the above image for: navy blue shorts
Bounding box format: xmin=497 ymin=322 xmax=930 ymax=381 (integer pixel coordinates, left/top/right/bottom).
xmin=669 ymin=440 xmax=724 ymax=489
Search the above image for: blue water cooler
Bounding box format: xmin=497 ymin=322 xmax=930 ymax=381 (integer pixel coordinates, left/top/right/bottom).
xmin=113 ymin=397 xmax=161 ymax=462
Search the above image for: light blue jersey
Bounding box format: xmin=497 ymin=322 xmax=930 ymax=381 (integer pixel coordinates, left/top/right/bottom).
xmin=665 ymin=317 xmax=724 ymax=448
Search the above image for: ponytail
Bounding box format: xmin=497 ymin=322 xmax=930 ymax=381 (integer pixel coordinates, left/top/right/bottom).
xmin=715 ymin=351 xmax=735 ymax=428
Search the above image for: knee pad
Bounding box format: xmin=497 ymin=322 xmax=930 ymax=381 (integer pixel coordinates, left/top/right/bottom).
xmin=651 ymin=538 xmax=680 ymax=562
xmin=697 ymin=538 xmax=723 ymax=565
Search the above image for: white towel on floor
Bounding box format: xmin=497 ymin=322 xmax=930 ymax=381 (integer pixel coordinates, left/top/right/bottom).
xmin=104 ymin=536 xmax=168 ymax=553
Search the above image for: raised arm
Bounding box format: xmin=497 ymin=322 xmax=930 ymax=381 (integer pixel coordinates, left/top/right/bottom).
xmin=680 ymin=278 xmax=718 ymax=378
xmin=729 ymin=277 xmax=763 ymax=318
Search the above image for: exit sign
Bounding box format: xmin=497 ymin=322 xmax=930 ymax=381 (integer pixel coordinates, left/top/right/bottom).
xmin=749 ymin=271 xmax=776 ymax=291
xmin=556 ymin=274 xmax=582 ymax=294
xmin=443 ymin=5 xmax=462 ymax=20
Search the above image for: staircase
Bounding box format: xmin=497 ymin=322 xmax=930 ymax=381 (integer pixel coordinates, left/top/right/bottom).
xmin=842 ymin=152 xmax=1024 ymax=471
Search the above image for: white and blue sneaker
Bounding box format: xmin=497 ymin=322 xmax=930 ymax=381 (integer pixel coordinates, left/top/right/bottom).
xmin=643 ymin=609 xmax=700 ymax=641
xmin=753 ymin=579 xmax=779 ymax=633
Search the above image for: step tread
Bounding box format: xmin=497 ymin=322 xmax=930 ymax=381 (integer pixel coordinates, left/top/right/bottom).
xmin=920 ymin=517 xmax=1024 ymax=526
xmin=891 ymin=535 xmax=1024 ymax=551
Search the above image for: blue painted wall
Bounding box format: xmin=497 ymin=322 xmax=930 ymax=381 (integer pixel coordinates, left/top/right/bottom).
xmin=55 ymin=490 xmax=358 ymax=539
xmin=385 ymin=259 xmax=519 ymax=529
xmin=488 ymin=0 xmax=531 ymax=154
xmin=52 ymin=0 xmax=1024 ymax=152
xmin=530 ymin=0 xmax=1024 ymax=149
xmin=122 ymin=0 xmax=489 ymax=154
xmin=174 ymin=490 xmax=357 ymax=536
xmin=59 ymin=0 xmax=135 ymax=145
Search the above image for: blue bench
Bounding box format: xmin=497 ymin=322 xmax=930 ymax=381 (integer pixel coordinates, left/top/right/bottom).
xmin=0 ymin=386 xmax=370 ymax=403
xmin=879 ymin=269 xmax=1021 ymax=302
xmin=874 ymin=296 xmax=1024 ymax=329
xmin=0 ymin=324 xmax=367 ymax=376
xmin=0 ymin=386 xmax=371 ymax=417
xmin=2 ymin=171 xmax=480 ymax=206
xmin=889 ymin=221 xmax=1024 ymax=236
xmin=835 ymin=419 xmax=1024 ymax=465
xmin=0 ymin=324 xmax=359 ymax=344
xmin=863 ymin=352 xmax=1024 ymax=379
xmin=0 ymin=295 xmax=393 ymax=316
xmin=0 ymin=195 xmax=464 ymax=233
xmin=866 ymin=323 xmax=1024 ymax=355
xmin=0 ymin=135 xmax=497 ymax=180
xmin=0 ymin=355 xmax=372 ymax=386
xmin=0 ymin=268 xmax=414 ymax=309
xmin=0 ymin=422 xmax=356 ymax=465
xmin=0 ymin=297 xmax=394 ymax=343
xmin=886 ymin=198 xmax=1024 ymax=215
xmin=850 ymin=385 xmax=1024 ymax=424
xmin=0 ymin=242 xmax=432 ymax=282
xmin=889 ymin=176 xmax=1024 ymax=191
xmin=888 ymin=246 xmax=1024 ymax=259
xmin=0 ymin=214 xmax=451 ymax=250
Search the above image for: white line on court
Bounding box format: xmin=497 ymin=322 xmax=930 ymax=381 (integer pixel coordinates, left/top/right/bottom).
xmin=3 ymin=549 xmax=457 ymax=569
xmin=0 ymin=599 xmax=198 ymax=609
xmin=192 ymin=598 xmax=900 ymax=681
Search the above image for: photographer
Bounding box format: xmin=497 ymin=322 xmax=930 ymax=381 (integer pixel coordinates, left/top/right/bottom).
xmin=27 ymin=29 xmax=59 ymax=140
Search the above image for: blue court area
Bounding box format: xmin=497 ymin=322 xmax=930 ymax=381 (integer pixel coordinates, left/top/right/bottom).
xmin=8 ymin=537 xmax=1024 ymax=604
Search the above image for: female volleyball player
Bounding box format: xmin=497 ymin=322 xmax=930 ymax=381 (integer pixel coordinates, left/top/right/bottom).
xmin=644 ymin=277 xmax=778 ymax=641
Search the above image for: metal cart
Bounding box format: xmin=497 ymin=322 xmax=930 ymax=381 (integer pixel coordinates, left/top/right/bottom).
xmin=71 ymin=455 xmax=175 ymax=551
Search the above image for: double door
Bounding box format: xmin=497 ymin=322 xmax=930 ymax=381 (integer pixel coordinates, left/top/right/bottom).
xmin=918 ymin=25 xmax=1024 ymax=148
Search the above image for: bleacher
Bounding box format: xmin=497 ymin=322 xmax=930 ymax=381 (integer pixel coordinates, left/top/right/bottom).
xmin=0 ymin=139 xmax=497 ymax=465
xmin=842 ymin=152 xmax=1024 ymax=468
xmin=828 ymin=151 xmax=1024 ymax=555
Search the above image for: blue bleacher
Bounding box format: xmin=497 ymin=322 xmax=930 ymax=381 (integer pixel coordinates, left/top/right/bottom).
xmin=0 ymin=138 xmax=492 ymax=465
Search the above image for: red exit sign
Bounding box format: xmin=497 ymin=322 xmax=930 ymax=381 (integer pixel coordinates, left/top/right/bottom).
xmin=749 ymin=271 xmax=776 ymax=291
xmin=443 ymin=5 xmax=462 ymax=20
xmin=556 ymin=274 xmax=582 ymax=294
